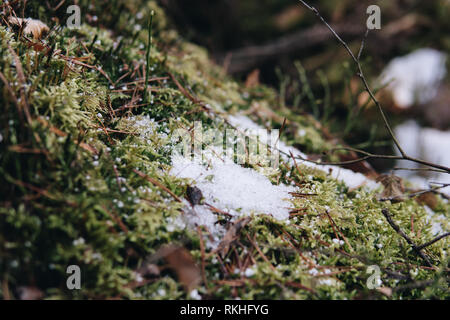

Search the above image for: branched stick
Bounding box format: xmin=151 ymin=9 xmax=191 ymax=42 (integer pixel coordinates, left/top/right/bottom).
xmin=417 ymin=232 xmax=450 ymax=251
xmin=297 ymin=0 xmax=450 ymax=174
xmin=381 ymin=209 xmax=433 ymax=267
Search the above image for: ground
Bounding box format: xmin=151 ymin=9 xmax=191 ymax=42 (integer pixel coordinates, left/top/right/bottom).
xmin=0 ymin=0 xmax=448 ymax=300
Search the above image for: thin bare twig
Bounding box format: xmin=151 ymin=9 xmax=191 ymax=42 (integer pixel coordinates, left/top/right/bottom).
xmin=297 ymin=0 xmax=450 ymax=174
xmin=393 ymin=167 xmax=448 ymax=174
xmin=357 ymin=29 xmax=370 ymax=61
xmin=417 ymin=232 xmax=450 ymax=251
xmin=392 ymin=278 xmax=449 ymax=293
xmin=215 ymin=23 xmax=365 ymax=74
xmin=379 ymin=183 xmax=450 ymax=202
xmin=133 ymin=169 xmax=182 ymax=202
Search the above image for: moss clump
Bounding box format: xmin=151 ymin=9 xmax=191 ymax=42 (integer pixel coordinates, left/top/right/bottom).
xmin=0 ymin=1 xmax=448 ymax=299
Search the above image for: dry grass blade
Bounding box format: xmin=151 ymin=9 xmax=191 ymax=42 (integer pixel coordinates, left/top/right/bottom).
xmin=133 ymin=169 xmax=182 ymax=202
xmin=197 ymin=227 xmax=208 ymax=290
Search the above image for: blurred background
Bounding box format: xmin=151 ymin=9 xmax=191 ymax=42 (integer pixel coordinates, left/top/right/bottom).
xmin=160 ymin=0 xmax=450 ymax=189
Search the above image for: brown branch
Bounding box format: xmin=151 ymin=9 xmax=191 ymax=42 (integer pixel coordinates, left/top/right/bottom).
xmin=215 ymin=23 xmax=365 ymax=74
xmin=325 ymin=211 xmax=354 ymax=252
xmin=101 ymin=205 xmax=129 ymax=234
xmin=393 ymin=167 xmax=448 ymax=174
xmin=392 ymin=278 xmax=449 ymax=293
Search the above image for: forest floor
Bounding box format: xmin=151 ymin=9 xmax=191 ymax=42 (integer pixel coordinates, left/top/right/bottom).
xmin=0 ymin=1 xmax=448 ymax=299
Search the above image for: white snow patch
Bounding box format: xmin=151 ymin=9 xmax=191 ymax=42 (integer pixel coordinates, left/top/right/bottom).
xmin=308 ymin=162 xmax=380 ymax=191
xmin=394 ymin=121 xmax=450 ymax=196
xmin=189 ymin=289 xmax=202 ymax=300
xmin=309 ymin=268 xmax=319 ymax=276
xmin=228 ymin=114 xmax=265 ymax=132
xmin=171 ymin=155 xmax=294 ymax=221
xmin=169 ymin=142 xmax=295 ymax=248
xmin=244 ymin=268 xmax=256 ymax=277
xmin=318 ymin=278 xmax=335 ymax=286
xmin=379 ymin=48 xmax=447 ymax=108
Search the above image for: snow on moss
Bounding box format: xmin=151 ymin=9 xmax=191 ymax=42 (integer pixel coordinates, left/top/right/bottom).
xmin=170 ymin=153 xmax=295 ymax=221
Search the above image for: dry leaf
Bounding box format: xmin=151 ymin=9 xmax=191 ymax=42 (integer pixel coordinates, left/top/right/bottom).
xmin=377 ymin=174 xmax=405 ymax=201
xmin=415 ymin=191 xmax=438 ymax=210
xmin=154 ymin=245 xmax=201 ymax=292
xmin=216 ymin=217 xmax=251 ymax=258
xmin=9 ymin=17 xmax=49 ymax=40
xmin=338 ymin=152 xmax=378 ymax=178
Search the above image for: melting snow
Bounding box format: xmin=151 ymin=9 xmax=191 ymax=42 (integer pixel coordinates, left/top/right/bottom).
xmin=394 ymin=120 xmax=450 ymax=196
xmin=393 ymin=121 xmax=449 ymax=235
xmin=169 ymin=151 xmax=295 ymax=248
xmin=379 ymin=48 xmax=447 ymax=108
xmin=170 ymin=154 xmax=295 ymax=221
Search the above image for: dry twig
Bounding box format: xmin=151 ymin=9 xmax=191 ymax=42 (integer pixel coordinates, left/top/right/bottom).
xmin=297 ymin=0 xmax=450 ymax=175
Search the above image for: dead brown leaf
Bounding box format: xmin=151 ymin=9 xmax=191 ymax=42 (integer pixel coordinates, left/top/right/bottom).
xmin=377 ymin=174 xmax=405 ymax=201
xmin=415 ymin=191 xmax=438 ymax=210
xmin=154 ymin=245 xmax=201 ymax=292
xmin=338 ymin=152 xmax=378 ymax=178
xmin=216 ymin=217 xmax=251 ymax=258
